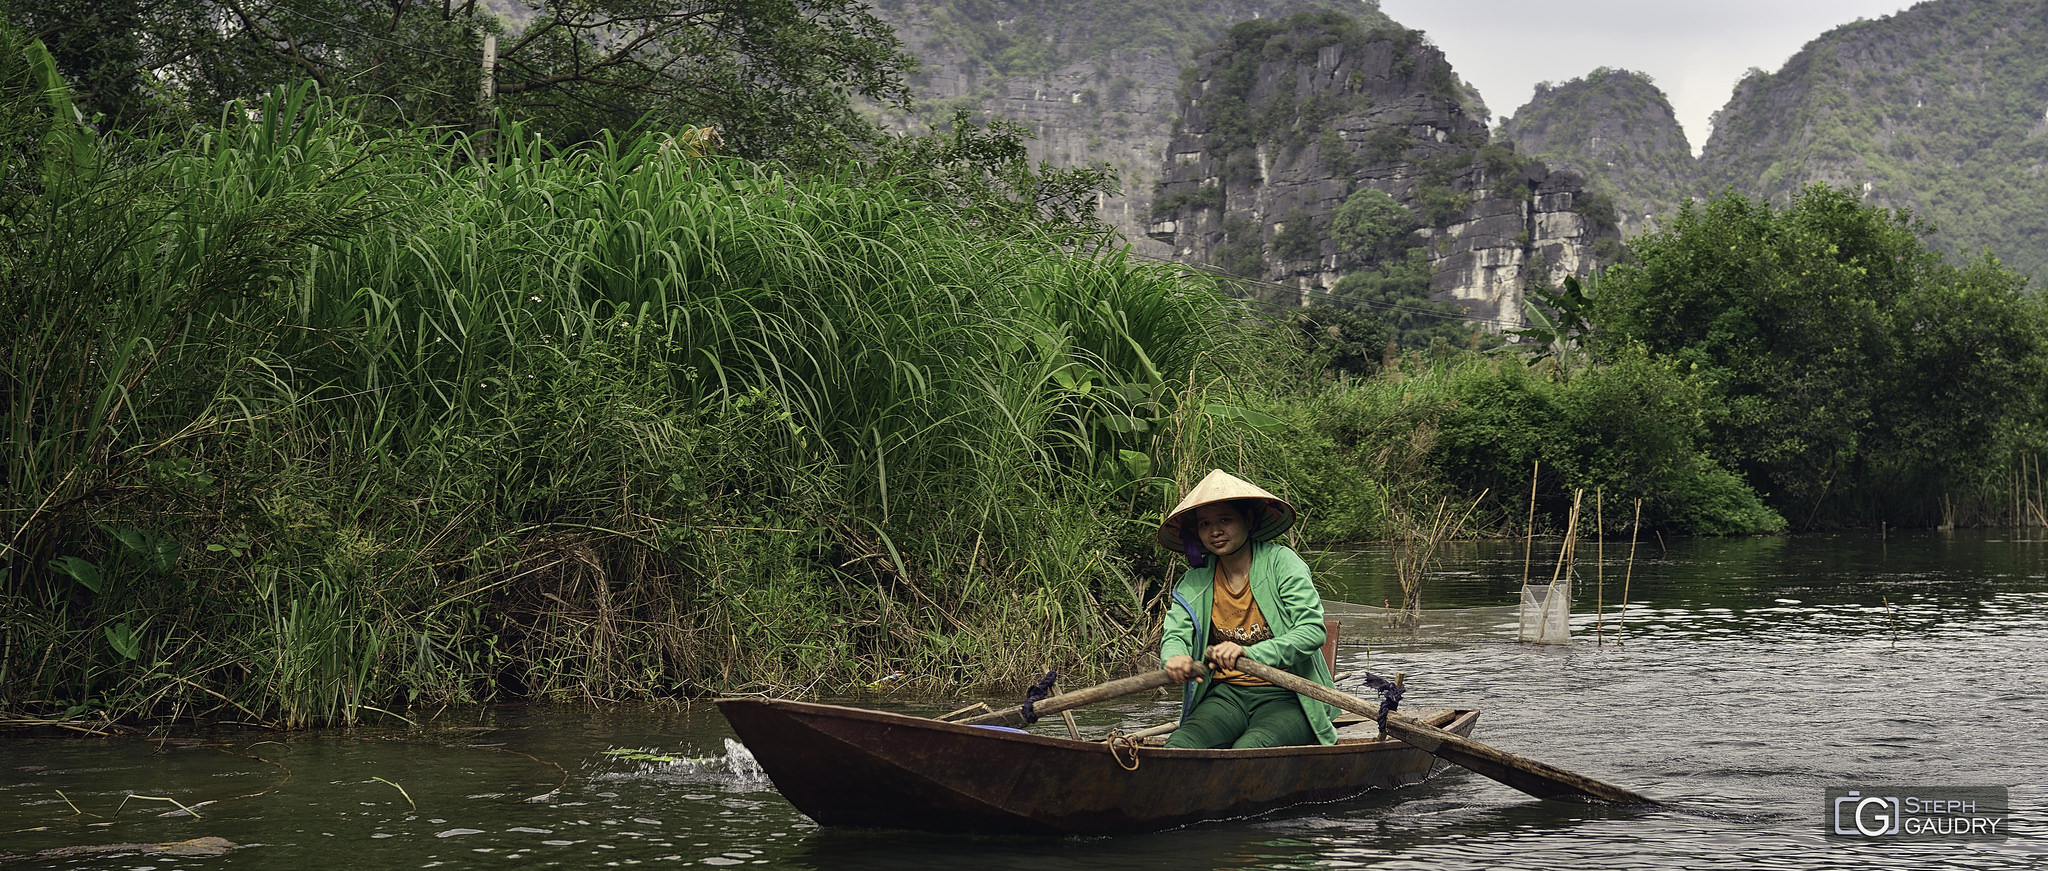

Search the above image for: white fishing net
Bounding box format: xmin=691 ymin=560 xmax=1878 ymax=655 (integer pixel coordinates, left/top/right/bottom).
xmin=1518 ymin=581 xmax=1571 ymax=644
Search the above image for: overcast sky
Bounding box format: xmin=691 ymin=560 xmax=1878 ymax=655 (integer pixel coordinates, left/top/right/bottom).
xmin=1375 ymin=0 xmax=1921 ymax=153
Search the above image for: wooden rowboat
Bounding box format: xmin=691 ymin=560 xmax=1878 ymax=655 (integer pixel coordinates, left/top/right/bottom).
xmin=716 ymin=696 xmax=1480 ymax=835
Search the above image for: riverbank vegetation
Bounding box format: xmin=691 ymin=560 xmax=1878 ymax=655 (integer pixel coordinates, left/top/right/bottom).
xmin=2 ymin=20 xmax=2045 ymax=729
xmin=0 ymin=65 xmax=1263 ymax=724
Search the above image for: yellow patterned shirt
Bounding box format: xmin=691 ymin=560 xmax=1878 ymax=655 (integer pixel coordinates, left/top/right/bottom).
xmin=1208 ymin=576 xmax=1274 ymax=686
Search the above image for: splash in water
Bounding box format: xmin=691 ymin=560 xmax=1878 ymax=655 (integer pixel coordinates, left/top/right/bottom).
xmin=595 ymin=738 xmax=768 ymax=790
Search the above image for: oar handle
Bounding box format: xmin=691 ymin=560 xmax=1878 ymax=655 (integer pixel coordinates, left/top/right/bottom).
xmin=954 ymin=669 xmax=1182 ymax=727
xmin=1229 ymin=657 xmax=1669 ymax=807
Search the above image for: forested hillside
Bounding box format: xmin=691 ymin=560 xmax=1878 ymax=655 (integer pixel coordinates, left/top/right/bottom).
xmin=1700 ymin=0 xmax=2048 ymax=283
xmin=1498 ymin=68 xmax=1695 ymax=238
xmin=1503 ymin=0 xmax=2048 ymax=283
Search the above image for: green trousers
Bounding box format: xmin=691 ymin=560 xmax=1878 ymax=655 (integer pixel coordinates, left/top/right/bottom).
xmin=1164 ymin=680 xmax=1315 ymax=749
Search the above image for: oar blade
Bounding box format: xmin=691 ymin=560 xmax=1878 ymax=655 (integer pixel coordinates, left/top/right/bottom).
xmin=1230 ymin=658 xmax=1668 ymax=807
xmin=1379 ymin=715 xmax=1667 ymax=806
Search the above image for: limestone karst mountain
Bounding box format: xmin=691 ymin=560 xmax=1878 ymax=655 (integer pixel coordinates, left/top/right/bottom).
xmin=1143 ymin=12 xmax=1614 ymax=327
xmin=864 ymin=1 xmax=1403 ymax=254
xmin=868 ymin=2 xmax=1608 ymax=328
xmin=1504 ymin=0 xmax=2048 ymax=284
xmin=1497 ymin=68 xmax=1694 ymax=239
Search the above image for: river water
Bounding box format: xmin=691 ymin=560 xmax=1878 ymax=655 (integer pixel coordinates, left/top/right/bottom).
xmin=3 ymin=531 xmax=2043 ymax=869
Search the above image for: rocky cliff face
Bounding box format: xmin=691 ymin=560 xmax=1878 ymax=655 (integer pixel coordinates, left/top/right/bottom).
xmin=1501 ymin=0 xmax=2048 ymax=283
xmin=1147 ymin=13 xmax=1615 ymax=327
xmin=866 ymin=1 xmax=1394 ymax=255
xmin=1498 ymin=68 xmax=1695 ymax=238
xmin=1697 ymin=0 xmax=2048 ymax=282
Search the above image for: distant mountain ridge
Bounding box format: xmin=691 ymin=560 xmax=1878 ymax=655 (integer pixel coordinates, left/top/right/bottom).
xmin=867 ymin=0 xmax=2045 ymax=318
xmin=1504 ymin=0 xmax=2048 ymax=284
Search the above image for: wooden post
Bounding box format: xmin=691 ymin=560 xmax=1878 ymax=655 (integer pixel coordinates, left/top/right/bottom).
xmin=1596 ymin=488 xmax=1604 ymax=645
xmin=1521 ymin=459 xmax=1538 ymax=586
xmin=1620 ymin=498 xmax=1641 ymax=645
xmin=477 ymin=33 xmax=497 ymax=164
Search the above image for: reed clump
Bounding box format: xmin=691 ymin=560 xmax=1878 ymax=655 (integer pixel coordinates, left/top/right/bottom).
xmin=0 ymin=56 xmax=1262 ymax=727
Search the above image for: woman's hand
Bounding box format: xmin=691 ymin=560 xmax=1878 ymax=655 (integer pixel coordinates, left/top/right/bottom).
xmin=1164 ymin=654 xmax=1204 ymax=682
xmin=1205 ymin=642 xmax=1247 ymax=670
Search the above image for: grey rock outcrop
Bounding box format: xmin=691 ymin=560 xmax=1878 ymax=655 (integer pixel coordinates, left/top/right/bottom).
xmin=1148 ymin=13 xmax=1616 ymax=327
xmin=866 ymin=1 xmax=1393 ymax=256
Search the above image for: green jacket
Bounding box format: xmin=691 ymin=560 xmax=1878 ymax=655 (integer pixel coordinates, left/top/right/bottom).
xmin=1160 ymin=541 xmax=1339 ymax=745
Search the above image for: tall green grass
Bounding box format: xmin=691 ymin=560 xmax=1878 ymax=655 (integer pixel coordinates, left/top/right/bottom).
xmin=0 ymin=60 xmax=1264 ymax=727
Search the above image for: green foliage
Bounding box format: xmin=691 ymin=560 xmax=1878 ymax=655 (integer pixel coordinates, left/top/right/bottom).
xmin=1424 ymin=351 xmax=1784 ymax=535
xmin=1278 ymin=305 xmax=1388 ymax=380
xmin=1272 ymin=210 xmax=1320 ymax=262
xmin=863 ymin=110 xmax=1119 ymax=235
xmin=1150 ymin=184 xmax=1225 ymax=219
xmin=1363 ymin=122 xmax=1413 ymax=163
xmin=916 ymin=0 xmax=1391 ymax=82
xmin=1697 ymin=0 xmax=2048 ymax=284
xmin=3 ymin=0 xmax=916 ymax=162
xmin=1258 ymin=351 xmax=1783 ymax=540
xmin=1217 ymin=214 xmax=1265 ymax=278
xmin=1193 ymin=11 xmax=1406 ymax=163
xmin=1411 ymin=183 xmax=1473 ymax=230
xmin=1591 ymin=185 xmax=2048 ymax=526
xmin=1318 ymin=127 xmax=1359 ymax=179
xmin=1329 ymin=187 xmax=1416 ymax=261
xmin=1573 ymin=190 xmax=1625 ymax=260
xmin=1477 ymin=141 xmax=1538 ymax=201
xmin=1510 ymin=274 xmax=1596 ymax=372
xmin=1332 ymin=250 xmax=1485 ymax=351
xmin=0 ymin=67 xmax=1260 ymax=725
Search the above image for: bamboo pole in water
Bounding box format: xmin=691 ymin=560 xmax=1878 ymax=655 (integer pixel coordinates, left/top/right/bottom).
xmin=1596 ymin=489 xmax=1605 ymax=646
xmin=2013 ymin=460 xmax=2022 ymax=527
xmin=1549 ymin=489 xmax=1581 ymax=584
xmin=1522 ymin=460 xmax=1539 ymax=586
xmin=2023 ymin=450 xmax=2039 ymax=524
xmin=1620 ymin=499 xmax=1641 ymax=645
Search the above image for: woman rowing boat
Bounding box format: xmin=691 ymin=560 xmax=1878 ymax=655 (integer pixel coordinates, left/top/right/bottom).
xmin=1158 ymin=470 xmax=1340 ymax=749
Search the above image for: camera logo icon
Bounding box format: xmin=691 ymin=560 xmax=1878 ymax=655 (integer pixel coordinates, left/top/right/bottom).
xmin=1834 ymin=791 xmax=1901 ymax=836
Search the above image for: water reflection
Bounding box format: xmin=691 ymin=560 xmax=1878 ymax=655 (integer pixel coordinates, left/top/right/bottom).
xmin=3 ymin=531 xmax=2045 ymax=868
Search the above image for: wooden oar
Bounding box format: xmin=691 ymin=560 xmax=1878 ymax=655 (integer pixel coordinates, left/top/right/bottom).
xmin=954 ymin=669 xmax=1180 ymax=728
xmin=1230 ymin=658 xmax=1669 ymax=807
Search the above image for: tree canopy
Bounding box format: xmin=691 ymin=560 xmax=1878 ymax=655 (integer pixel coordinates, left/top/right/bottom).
xmin=5 ymin=0 xmax=915 ymax=161
xmin=1590 ymin=184 xmax=2048 ymax=527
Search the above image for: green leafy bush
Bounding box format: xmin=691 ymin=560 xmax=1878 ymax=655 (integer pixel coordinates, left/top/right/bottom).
xmin=1592 ymin=185 xmax=2048 ymax=526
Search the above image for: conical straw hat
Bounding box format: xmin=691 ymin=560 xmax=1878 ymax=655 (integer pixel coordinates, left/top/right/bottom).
xmin=1156 ymin=469 xmax=1296 ymax=551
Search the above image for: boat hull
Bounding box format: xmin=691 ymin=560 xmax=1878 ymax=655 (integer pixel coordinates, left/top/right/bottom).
xmin=716 ymin=697 xmax=1479 ymax=835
